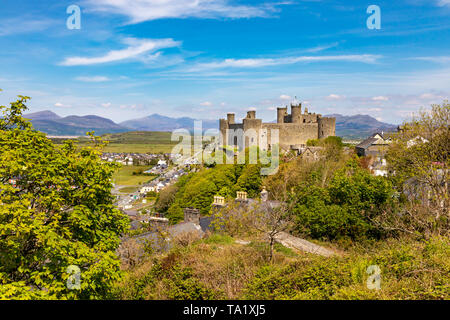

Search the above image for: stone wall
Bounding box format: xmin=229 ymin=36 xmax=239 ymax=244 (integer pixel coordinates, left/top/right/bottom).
xmin=219 ymin=104 xmax=336 ymax=151
xmin=263 ymin=123 xmax=319 ymax=150
xmin=183 ymin=207 xmax=200 ymax=224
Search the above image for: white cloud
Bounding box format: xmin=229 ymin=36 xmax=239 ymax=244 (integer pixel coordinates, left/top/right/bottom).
xmin=412 ymin=56 xmax=450 ymax=64
xmin=437 ymin=0 xmax=450 ymax=6
xmin=419 ymin=93 xmax=444 ymax=100
xmin=326 ymin=94 xmax=345 ymax=100
xmin=0 ymin=17 xmax=56 ymax=36
xmin=279 ymin=94 xmax=291 ymax=100
xmin=200 ymin=101 xmax=213 ymax=106
xmin=85 ymin=0 xmax=284 ymax=24
xmin=54 ymin=102 xmax=71 ymax=108
xmin=120 ymin=104 xmax=137 ymax=109
xmin=101 ymin=102 xmax=112 ymax=108
xmin=186 ymin=54 xmax=381 ymax=72
xmin=60 ymin=38 xmax=180 ymax=66
xmin=372 ymin=96 xmax=389 ymax=101
xmin=304 ymin=42 xmax=340 ymax=53
xmin=75 ymin=76 xmax=111 ymax=82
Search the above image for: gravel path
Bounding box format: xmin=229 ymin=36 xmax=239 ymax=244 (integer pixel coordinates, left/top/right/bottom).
xmin=274 ymin=232 xmax=337 ymax=257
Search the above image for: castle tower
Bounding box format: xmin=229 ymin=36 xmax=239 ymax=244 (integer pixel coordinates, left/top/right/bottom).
xmin=246 ymin=110 xmax=256 ymax=119
xmin=227 ymin=113 xmax=235 ymax=124
xmin=219 ymin=118 xmax=229 ymax=146
xmin=318 ymin=116 xmax=336 ymax=139
xmin=277 ymin=107 xmax=287 ymax=123
xmin=291 ymin=103 xmax=302 ymax=124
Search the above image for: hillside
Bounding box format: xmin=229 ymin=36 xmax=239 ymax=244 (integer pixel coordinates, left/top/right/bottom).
xmin=51 ymin=131 xmax=180 ymax=154
xmin=120 ymin=113 xmax=218 ymax=132
xmin=115 ymin=234 xmax=449 ymax=300
xmin=326 ymin=114 xmax=398 ymax=139
xmin=24 ymin=111 xmax=129 ymax=136
xmin=101 ymin=131 xmax=177 ymax=144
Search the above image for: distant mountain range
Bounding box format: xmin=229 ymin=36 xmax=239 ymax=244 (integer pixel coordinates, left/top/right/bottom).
xmin=24 ymin=111 xmax=129 ymax=136
xmin=324 ymin=114 xmax=398 ymax=139
xmin=24 ymin=110 xmax=397 ymax=139
xmin=120 ymin=114 xmax=218 ymax=132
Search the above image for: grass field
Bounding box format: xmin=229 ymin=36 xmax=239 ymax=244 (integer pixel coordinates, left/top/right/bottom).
xmin=118 ymin=186 xmax=140 ymax=194
xmin=113 ymin=165 xmax=156 ymax=186
xmin=52 ymin=131 xmax=183 ymax=154
xmin=103 ymin=143 xmax=176 ymax=154
xmin=102 ymin=131 xmax=176 ymax=144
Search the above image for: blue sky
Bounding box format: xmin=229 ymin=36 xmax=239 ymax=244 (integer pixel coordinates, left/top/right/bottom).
xmin=0 ymin=0 xmax=449 ymax=124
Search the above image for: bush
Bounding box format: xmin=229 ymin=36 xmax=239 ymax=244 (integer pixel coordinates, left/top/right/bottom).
xmin=292 ymin=160 xmax=393 ymax=240
xmin=163 ymin=164 xmax=263 ymax=223
xmin=244 ymin=237 xmax=450 ymax=300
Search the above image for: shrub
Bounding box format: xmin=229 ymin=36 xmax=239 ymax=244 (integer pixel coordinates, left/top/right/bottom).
xmin=292 ymin=160 xmax=393 ymax=240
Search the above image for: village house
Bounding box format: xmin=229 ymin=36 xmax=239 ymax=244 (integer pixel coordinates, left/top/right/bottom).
xmin=355 ymin=133 xmax=391 ymax=157
xmin=140 ymin=185 xmax=156 ymax=194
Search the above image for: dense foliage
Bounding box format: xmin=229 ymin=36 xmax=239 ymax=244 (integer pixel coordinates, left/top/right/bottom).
xmin=114 ymin=234 xmax=449 ymax=300
xmin=244 ymin=236 xmax=449 ymax=300
xmin=157 ymin=163 xmax=263 ymax=223
xmin=385 ymin=102 xmax=449 ymax=237
xmin=292 ymin=160 xmax=393 ymax=240
xmin=0 ymin=95 xmax=129 ymax=299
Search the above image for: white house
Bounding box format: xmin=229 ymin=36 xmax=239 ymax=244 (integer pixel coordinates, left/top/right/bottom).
xmin=156 ymin=182 xmax=166 ymax=191
xmin=140 ymin=186 xmax=156 ymax=194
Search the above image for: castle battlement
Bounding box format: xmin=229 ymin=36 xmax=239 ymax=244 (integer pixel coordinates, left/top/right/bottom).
xmin=219 ymin=102 xmax=336 ymax=151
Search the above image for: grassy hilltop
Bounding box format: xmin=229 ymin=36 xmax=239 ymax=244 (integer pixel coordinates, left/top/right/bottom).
xmin=52 ymin=131 xmax=180 ymax=154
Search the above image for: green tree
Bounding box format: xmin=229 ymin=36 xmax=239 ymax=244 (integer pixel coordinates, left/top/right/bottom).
xmin=235 ymin=164 xmax=262 ymax=198
xmin=293 ymin=160 xmax=393 ymax=240
xmin=384 ymin=101 xmax=449 ymax=237
xmin=0 ymin=94 xmax=129 ymax=299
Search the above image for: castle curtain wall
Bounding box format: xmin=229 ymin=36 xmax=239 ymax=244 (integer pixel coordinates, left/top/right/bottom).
xmin=219 ymin=105 xmax=336 ymax=151
xmin=263 ymin=123 xmax=319 ymax=150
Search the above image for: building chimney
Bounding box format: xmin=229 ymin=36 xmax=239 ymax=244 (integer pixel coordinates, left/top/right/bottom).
xmin=260 ymin=186 xmax=268 ymax=202
xmin=213 ymin=195 xmax=225 ymax=206
xmin=183 ymin=207 xmax=200 ymax=224
xmin=235 ymin=191 xmax=248 ymax=201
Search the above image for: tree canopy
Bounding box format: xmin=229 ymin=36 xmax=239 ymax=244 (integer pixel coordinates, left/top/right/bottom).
xmin=0 ymin=94 xmax=129 ymax=299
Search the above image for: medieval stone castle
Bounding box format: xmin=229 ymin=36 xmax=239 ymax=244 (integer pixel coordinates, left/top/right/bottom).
xmin=219 ymin=102 xmax=336 ymax=151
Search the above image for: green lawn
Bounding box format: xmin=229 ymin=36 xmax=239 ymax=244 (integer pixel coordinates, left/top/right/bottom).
xmin=118 ymin=186 xmax=140 ymax=194
xmin=103 ymin=143 xmax=177 ymax=154
xmin=51 ymin=130 xmax=199 ymax=154
xmin=51 ymin=131 xmax=183 ymax=154
xmin=113 ymin=165 xmax=156 ymax=186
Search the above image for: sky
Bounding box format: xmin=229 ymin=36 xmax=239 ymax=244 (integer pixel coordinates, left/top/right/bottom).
xmin=0 ymin=0 xmax=449 ymax=125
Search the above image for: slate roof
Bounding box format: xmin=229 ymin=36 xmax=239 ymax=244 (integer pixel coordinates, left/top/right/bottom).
xmin=129 ymin=222 xmax=204 ymax=252
xmin=356 ymin=137 xmax=378 ymax=150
